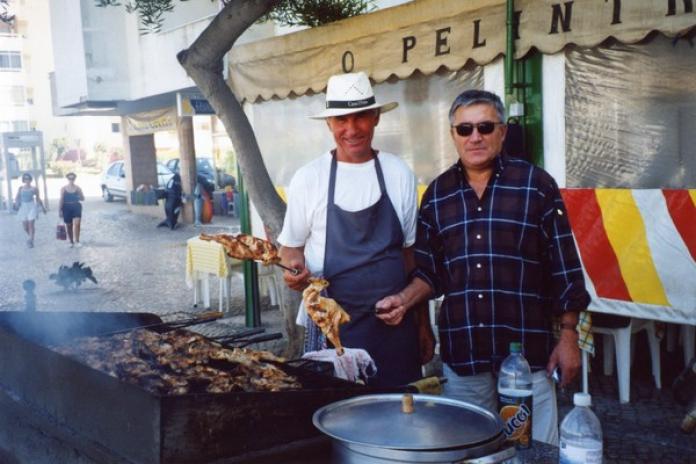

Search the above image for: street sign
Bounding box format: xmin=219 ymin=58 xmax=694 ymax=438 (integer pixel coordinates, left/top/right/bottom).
xmin=176 ymin=93 xmax=215 ymax=117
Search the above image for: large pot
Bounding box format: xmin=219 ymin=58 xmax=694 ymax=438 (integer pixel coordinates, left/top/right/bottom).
xmin=313 ymin=394 xmax=516 ymax=463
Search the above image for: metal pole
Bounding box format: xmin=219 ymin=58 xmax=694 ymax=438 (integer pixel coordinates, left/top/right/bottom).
xmin=38 ymin=142 xmax=49 ymax=209
xmin=2 ymin=135 xmax=12 ymax=211
xmin=505 ymin=0 xmax=515 ymax=98
xmin=237 ymin=164 xmax=261 ymax=327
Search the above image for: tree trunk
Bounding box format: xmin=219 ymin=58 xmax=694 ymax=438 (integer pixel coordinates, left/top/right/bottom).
xmin=176 ymin=0 xmax=303 ymax=358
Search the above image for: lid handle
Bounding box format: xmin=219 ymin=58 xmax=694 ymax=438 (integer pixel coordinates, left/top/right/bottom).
xmin=401 ymin=394 xmax=414 ymax=414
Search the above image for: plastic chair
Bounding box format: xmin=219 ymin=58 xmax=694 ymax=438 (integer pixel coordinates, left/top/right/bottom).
xmin=593 ymin=317 xmax=661 ymax=403
xmin=192 ymin=272 xmax=239 ymax=313
xmin=257 ymin=265 xmax=281 ymax=307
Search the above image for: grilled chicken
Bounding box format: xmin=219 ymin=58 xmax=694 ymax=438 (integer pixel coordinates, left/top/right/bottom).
xmin=53 ymin=329 xmax=300 ymax=395
xmin=302 ymin=277 xmax=351 ymax=356
xmin=200 ymin=233 xmax=280 ymax=265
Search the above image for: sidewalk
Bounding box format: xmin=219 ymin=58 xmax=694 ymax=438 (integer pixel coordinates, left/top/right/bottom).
xmin=0 ymin=197 xmax=246 ymax=314
xmin=0 ymin=196 xmax=694 ymax=462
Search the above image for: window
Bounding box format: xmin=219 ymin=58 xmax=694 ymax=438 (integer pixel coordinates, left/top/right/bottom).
xmin=107 ymin=162 xmax=122 ymax=176
xmin=12 ymin=120 xmax=28 ymax=131
xmin=0 ymin=51 xmax=21 ymax=71
xmin=0 ymin=85 xmax=25 ymax=105
xmin=157 ymin=163 xmax=171 ymax=175
xmin=111 ymin=122 xmax=120 ymax=133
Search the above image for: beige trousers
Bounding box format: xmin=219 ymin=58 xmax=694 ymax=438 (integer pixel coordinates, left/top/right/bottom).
xmin=442 ymin=364 xmax=559 ymax=446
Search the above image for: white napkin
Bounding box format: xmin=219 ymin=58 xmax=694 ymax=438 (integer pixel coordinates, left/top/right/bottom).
xmin=302 ymin=348 xmax=377 ymax=383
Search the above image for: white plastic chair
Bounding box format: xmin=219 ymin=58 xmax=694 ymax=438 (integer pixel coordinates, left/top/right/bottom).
xmin=192 ymin=272 xmax=240 ymax=313
xmin=257 ymin=265 xmax=281 ymax=307
xmin=593 ymin=317 xmax=661 ymax=403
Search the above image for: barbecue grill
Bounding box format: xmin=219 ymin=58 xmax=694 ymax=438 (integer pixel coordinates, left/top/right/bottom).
xmin=0 ymin=311 xmax=399 ymax=464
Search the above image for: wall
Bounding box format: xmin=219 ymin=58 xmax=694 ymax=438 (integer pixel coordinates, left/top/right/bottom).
xmin=49 ymin=0 xmax=89 ymax=108
xmin=0 ymin=12 xmax=29 ymax=132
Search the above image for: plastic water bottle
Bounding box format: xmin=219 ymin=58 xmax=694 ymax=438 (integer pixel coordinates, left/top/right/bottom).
xmin=559 ymin=393 xmax=603 ymax=464
xmin=497 ymin=342 xmax=533 ymax=449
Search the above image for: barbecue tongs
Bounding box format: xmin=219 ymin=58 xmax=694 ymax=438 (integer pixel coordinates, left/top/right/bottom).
xmin=99 ymin=311 xmax=224 ymax=337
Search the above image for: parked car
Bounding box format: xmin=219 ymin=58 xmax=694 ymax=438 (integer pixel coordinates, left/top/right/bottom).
xmin=101 ymin=160 xmax=174 ymax=202
xmin=165 ymin=157 xmax=235 ymax=189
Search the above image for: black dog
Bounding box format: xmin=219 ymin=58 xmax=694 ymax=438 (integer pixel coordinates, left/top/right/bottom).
xmin=49 ymin=262 xmax=98 ymax=290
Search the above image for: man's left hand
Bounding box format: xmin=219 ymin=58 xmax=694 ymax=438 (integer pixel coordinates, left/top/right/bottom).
xmin=546 ymin=330 xmax=580 ymax=388
xmin=375 ymin=293 xmax=407 ymax=326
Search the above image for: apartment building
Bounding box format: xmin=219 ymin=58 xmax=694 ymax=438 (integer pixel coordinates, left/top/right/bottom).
xmin=0 ymin=4 xmax=30 ymax=134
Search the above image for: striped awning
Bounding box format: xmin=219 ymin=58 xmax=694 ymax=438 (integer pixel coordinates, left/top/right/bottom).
xmin=561 ymin=189 xmax=696 ymax=324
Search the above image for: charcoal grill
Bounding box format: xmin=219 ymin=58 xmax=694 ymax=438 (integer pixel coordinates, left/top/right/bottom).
xmin=0 ymin=311 xmax=399 ymax=464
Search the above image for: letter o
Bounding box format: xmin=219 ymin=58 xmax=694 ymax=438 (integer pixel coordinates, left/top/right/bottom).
xmin=342 ymin=51 xmax=355 ymax=73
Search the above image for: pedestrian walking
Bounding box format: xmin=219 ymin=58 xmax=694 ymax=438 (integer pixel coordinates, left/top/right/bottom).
xmin=58 ymin=172 xmax=85 ymax=247
xmin=14 ymin=172 xmax=46 ymax=248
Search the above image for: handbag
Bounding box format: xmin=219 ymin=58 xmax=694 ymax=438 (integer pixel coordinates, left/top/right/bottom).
xmin=56 ymin=223 xmax=67 ymax=241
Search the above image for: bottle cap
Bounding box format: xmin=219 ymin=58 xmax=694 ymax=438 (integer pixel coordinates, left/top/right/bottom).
xmin=573 ymin=393 xmax=592 ymax=407
xmin=509 ymin=342 xmax=522 ymax=353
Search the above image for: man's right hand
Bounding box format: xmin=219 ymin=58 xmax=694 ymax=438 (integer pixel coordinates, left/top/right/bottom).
xmin=279 ymin=245 xmax=310 ymax=291
xmin=283 ymin=264 xmax=310 ymax=291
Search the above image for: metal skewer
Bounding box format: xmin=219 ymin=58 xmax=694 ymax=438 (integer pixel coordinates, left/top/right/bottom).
xmin=271 ymin=261 xmax=300 ymax=276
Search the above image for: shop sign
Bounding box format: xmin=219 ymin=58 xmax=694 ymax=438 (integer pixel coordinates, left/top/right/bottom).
xmin=228 ymin=0 xmax=696 ymax=102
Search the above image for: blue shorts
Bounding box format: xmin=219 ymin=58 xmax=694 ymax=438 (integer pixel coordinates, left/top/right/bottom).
xmin=62 ymin=203 xmax=82 ymax=224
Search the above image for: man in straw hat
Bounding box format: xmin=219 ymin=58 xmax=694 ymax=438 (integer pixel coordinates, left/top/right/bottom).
xmin=278 ymin=71 xmax=431 ymax=387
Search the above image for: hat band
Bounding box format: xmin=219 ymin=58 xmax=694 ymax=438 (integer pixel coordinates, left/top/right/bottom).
xmin=326 ymin=96 xmax=376 ymax=109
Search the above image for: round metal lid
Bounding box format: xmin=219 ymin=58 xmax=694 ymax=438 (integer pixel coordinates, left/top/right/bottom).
xmin=313 ymin=394 xmax=504 ymax=450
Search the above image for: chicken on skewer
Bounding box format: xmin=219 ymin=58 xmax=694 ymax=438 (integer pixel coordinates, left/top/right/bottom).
xmin=200 ymin=233 xmax=299 ymax=275
xmin=302 ymin=277 xmax=351 ymax=355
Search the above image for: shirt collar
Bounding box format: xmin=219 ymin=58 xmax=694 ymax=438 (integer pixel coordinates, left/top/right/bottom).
xmin=454 ymin=154 xmax=507 ymax=179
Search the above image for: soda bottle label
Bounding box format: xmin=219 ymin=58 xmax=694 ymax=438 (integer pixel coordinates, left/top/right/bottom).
xmin=559 ymin=442 xmax=603 ymax=464
xmin=498 ymin=389 xmax=533 ymax=449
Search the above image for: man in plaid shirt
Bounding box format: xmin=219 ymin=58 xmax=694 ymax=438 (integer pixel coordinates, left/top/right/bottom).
xmin=376 ymin=90 xmax=590 ymax=445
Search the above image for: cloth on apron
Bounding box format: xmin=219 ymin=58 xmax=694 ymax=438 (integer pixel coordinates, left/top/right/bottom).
xmin=304 ymin=311 xmax=327 ymax=352
xmin=306 ymin=151 xmax=420 ymax=387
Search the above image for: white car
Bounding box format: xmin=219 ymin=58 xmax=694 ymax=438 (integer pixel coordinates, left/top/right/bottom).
xmin=101 ymin=160 xmax=174 ymax=202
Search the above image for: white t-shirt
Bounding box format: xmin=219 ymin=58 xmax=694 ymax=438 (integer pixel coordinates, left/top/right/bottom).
xmin=278 ymin=151 xmax=418 ymax=276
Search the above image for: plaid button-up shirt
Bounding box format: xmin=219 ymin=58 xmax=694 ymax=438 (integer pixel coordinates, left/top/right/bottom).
xmin=414 ymin=155 xmax=590 ymax=375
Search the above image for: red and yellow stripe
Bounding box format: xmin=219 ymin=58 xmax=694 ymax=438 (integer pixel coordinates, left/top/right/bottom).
xmin=561 ymin=189 xmax=630 ymax=301
xmin=663 ymin=190 xmax=696 ymax=262
xmin=562 ymin=189 xmax=672 ymax=307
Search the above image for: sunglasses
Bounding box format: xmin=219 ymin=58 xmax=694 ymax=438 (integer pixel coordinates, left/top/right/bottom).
xmin=452 ymin=121 xmax=504 ymax=137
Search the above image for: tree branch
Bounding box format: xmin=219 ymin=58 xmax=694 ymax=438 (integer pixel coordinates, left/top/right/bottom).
xmin=177 ymin=0 xmax=286 ymax=240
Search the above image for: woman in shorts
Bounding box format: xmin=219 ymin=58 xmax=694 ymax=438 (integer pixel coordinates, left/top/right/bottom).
xmin=14 ymin=172 xmax=46 ymax=248
xmin=58 ymin=172 xmax=85 ymax=247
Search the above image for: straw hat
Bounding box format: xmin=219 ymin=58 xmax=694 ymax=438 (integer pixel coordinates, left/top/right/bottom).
xmin=310 ymin=72 xmax=398 ymax=119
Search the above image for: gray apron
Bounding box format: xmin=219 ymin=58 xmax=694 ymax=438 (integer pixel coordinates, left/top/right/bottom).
xmin=319 ymin=152 xmax=420 ymax=387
